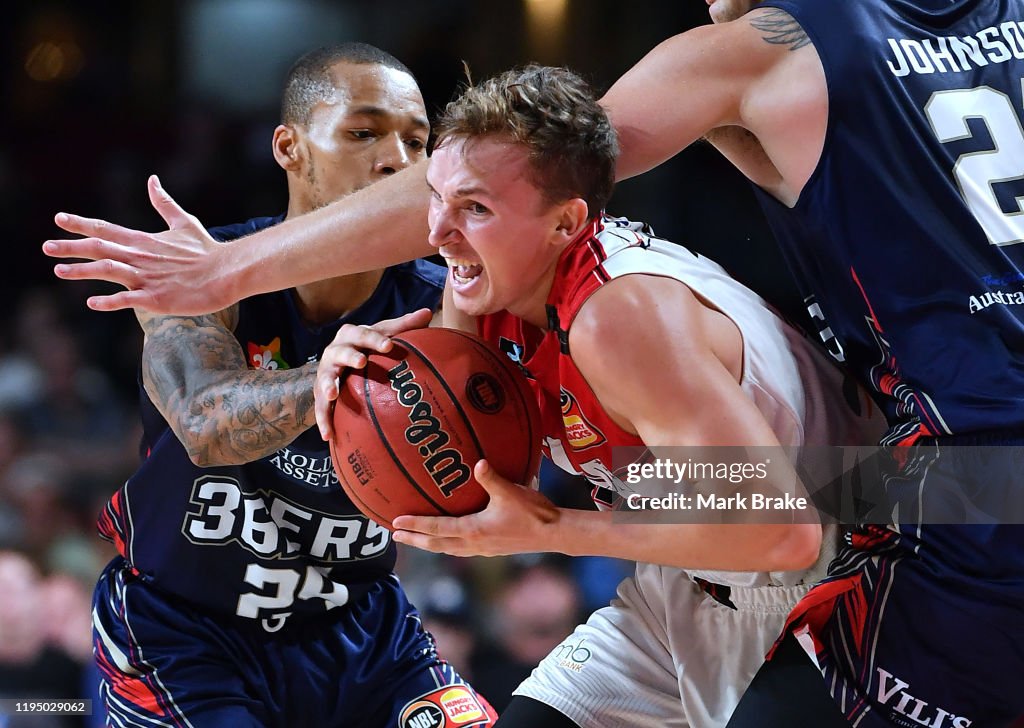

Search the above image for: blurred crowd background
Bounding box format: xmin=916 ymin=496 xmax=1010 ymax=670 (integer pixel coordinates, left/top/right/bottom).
xmin=0 ymin=1 xmax=802 ymax=725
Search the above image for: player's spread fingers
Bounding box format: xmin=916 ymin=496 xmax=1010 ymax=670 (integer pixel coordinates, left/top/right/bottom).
xmin=53 ymin=212 xmax=144 ymax=245
xmin=43 ymin=236 xmax=130 ymax=262
xmin=86 ymin=289 xmax=154 ymax=313
xmin=147 ymin=175 xmax=194 ymax=230
xmin=52 ymin=258 xmax=142 ymax=289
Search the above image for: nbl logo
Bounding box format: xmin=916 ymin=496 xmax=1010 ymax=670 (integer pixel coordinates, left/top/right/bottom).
xmin=465 ymin=373 xmax=504 ymax=414
xmin=399 ymin=685 xmax=490 ymax=728
xmin=402 ymin=705 xmax=443 ymax=728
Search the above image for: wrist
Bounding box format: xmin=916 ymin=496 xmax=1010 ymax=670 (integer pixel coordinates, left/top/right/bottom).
xmin=217 ymin=237 xmax=255 ymax=306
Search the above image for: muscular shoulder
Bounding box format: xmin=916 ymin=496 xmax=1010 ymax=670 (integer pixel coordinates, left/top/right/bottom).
xmin=570 ymin=274 xmax=743 ymax=390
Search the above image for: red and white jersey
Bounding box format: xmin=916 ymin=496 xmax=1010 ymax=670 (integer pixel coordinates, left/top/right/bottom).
xmin=478 ymin=216 xmax=883 ymax=588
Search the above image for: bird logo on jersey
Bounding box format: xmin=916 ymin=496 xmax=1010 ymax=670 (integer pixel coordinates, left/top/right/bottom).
xmin=247 ymin=337 xmax=290 ymax=370
xmin=560 ymin=388 xmax=606 ymax=451
xmin=498 ymin=337 xmax=535 ymax=380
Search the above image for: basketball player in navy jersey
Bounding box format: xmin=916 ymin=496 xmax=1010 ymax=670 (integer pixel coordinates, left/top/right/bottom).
xmin=44 ymin=1 xmax=1024 ymax=726
xmin=316 ymin=64 xmax=883 ymax=728
xmin=88 ymin=44 xmax=495 ymax=727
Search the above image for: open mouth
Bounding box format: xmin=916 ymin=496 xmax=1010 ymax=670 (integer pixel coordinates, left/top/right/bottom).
xmin=447 ymin=257 xmax=483 ymax=284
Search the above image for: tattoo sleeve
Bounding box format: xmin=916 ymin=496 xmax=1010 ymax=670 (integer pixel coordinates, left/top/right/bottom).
xmin=750 ymin=9 xmax=811 ymax=51
xmin=139 ymin=310 xmax=318 ymax=467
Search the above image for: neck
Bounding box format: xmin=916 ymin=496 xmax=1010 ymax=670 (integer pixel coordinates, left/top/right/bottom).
xmin=506 ymin=254 xmax=562 ymax=329
xmin=292 ymin=271 xmax=385 ymax=326
xmin=510 ymin=219 xmax=596 ymax=328
xmin=282 ymin=201 xmax=384 ymax=324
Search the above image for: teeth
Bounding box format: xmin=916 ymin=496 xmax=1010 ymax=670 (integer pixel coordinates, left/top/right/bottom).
xmin=446 ymin=257 xmax=477 ymax=268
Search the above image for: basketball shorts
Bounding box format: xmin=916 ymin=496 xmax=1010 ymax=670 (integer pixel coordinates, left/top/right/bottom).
xmin=92 ymin=557 xmax=496 ymax=728
xmin=513 ymin=562 xmax=810 ymax=728
xmin=778 ymin=434 xmax=1024 ymax=727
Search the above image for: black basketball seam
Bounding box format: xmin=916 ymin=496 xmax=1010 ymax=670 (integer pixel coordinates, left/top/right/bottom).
xmin=441 ymin=329 xmax=540 ymax=485
xmin=330 ymin=440 xmax=393 ymax=528
xmin=361 ymin=368 xmax=455 ymax=517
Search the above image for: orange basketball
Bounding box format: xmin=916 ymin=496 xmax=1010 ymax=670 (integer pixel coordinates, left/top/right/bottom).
xmin=329 ymin=327 xmax=543 ymax=529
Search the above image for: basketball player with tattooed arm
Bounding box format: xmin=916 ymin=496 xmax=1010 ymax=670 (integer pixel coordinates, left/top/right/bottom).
xmin=318 ymin=64 xmax=881 ymax=728
xmin=88 ymin=44 xmax=495 ymax=727
xmin=44 ymin=0 xmax=1024 ymax=725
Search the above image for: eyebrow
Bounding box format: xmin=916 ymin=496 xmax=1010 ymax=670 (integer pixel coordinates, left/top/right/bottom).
xmin=348 ymin=105 xmax=430 ymax=130
xmin=426 ymin=181 xmax=490 ymax=199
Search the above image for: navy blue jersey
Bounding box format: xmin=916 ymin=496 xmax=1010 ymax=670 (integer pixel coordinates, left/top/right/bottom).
xmin=99 ymin=215 xmax=445 ymax=627
xmin=755 ymin=0 xmax=1024 ymax=445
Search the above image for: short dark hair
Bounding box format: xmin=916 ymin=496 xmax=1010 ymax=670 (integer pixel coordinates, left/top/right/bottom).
xmin=281 ymin=43 xmax=414 ymax=125
xmin=433 ymin=65 xmax=618 ymax=218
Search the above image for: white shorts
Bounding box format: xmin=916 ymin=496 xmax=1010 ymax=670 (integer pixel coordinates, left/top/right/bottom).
xmin=513 ymin=562 xmax=809 ymax=728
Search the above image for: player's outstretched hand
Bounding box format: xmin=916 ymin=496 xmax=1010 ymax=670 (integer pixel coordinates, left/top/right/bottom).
xmin=391 ymin=459 xmax=559 ymax=557
xmin=315 ymin=308 xmax=434 ymax=441
xmin=43 ymin=175 xmax=232 ymax=314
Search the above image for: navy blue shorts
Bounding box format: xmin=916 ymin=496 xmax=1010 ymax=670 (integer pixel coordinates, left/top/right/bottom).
xmin=779 ymin=435 xmax=1024 ymax=727
xmin=92 ymin=558 xmax=496 ymax=727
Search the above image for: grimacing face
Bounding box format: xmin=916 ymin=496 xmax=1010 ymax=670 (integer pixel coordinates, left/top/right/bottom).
xmin=426 ymin=136 xmax=570 ymax=324
xmin=296 ymin=61 xmax=429 ymax=211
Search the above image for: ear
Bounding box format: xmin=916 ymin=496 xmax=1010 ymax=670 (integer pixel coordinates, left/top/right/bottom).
xmin=272 ymin=124 xmax=303 ymax=172
xmin=554 ymin=198 xmax=591 ymax=241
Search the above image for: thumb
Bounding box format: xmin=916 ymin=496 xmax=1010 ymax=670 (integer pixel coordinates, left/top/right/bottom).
xmin=474 ymin=459 xmax=516 ymax=497
xmin=147 ymin=175 xmax=194 ymax=230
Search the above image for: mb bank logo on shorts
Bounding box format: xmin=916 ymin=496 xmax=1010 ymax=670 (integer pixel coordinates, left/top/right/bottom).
xmin=554 ymin=637 xmax=592 ymax=673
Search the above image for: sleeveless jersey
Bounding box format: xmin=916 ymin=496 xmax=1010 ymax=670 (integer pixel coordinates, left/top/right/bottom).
xmin=755 ymin=0 xmax=1024 ymax=445
xmin=98 ymin=215 xmax=446 ymax=626
xmin=478 ymin=216 xmax=883 ymax=588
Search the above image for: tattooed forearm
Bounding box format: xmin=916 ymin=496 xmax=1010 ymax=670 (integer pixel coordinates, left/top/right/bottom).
xmin=750 ymin=9 xmax=810 ymax=50
xmin=141 ymin=314 xmax=318 ymax=467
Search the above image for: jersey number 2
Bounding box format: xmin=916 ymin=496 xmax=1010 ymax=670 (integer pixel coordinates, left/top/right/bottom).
xmin=924 ymin=80 xmax=1024 ymax=246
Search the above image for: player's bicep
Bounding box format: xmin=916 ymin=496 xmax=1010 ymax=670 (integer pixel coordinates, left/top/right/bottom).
xmin=571 ymin=278 xmax=782 ymax=449
xmin=604 ymin=23 xmax=762 ymax=180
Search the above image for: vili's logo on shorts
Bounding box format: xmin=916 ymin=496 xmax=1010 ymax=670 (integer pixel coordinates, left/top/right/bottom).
xmin=554 ymin=637 xmax=592 ymax=673
xmin=876 ymin=667 xmax=972 ymax=727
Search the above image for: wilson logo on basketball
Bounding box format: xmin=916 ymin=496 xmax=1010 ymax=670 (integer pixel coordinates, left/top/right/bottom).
xmin=388 ymin=360 xmax=471 ymax=497
xmin=560 ymin=388 xmax=606 ymax=450
xmin=465 ymin=373 xmax=505 ymax=414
